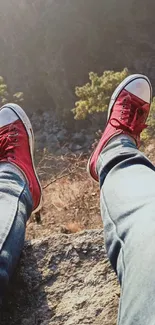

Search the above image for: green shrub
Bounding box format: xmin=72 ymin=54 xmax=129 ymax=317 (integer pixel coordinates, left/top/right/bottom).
xmin=0 ymin=76 xmax=24 ymax=105
xmin=72 ymin=68 xmax=129 ymax=120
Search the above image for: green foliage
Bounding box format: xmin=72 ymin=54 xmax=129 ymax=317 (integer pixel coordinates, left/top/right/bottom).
xmin=0 ymin=76 xmax=24 ymax=105
xmin=72 ymin=68 xmax=129 ymax=120
xmin=0 ymin=77 xmax=9 ymax=104
xmin=141 ymin=97 xmax=155 ymax=142
xmin=13 ymin=92 xmax=24 ymax=103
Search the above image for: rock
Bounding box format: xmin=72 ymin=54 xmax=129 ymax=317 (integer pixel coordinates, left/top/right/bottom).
xmin=46 ymin=134 xmax=58 ymax=144
xmin=85 ymin=134 xmax=95 ymax=144
xmin=46 ymin=134 xmax=60 ymax=152
xmin=69 ymin=143 xmax=83 ymax=152
xmin=72 ymin=132 xmax=86 ymax=145
xmin=57 ymin=129 xmax=68 ymax=142
xmin=73 ymin=144 xmax=83 ymax=151
xmin=35 ymin=133 xmax=47 ymax=150
xmin=0 ymin=230 xmax=119 ymax=325
xmin=52 ymin=125 xmax=60 ymax=134
xmin=56 ymin=147 xmax=70 ymax=156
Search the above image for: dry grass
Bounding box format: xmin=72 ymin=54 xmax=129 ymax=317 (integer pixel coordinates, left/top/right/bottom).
xmin=26 ymin=153 xmax=102 ymax=240
xmin=26 ymin=142 xmax=155 ymax=241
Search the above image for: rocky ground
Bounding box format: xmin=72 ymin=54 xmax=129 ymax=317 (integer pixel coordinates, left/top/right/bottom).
xmin=0 ymin=231 xmax=119 ymax=325
xmin=30 ymin=111 xmax=96 ymax=156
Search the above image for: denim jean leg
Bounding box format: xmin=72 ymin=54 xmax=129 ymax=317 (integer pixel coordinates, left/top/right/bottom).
xmin=0 ymin=170 xmax=32 ymax=299
xmin=97 ymin=136 xmax=155 ymax=325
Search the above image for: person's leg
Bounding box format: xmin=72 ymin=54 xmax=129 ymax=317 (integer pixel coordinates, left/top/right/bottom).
xmin=0 ymin=104 xmax=42 ymax=300
xmin=87 ymin=74 xmax=154 ymax=324
xmin=98 ymin=136 xmax=155 ymax=325
xmin=0 ymin=167 xmax=32 ymax=299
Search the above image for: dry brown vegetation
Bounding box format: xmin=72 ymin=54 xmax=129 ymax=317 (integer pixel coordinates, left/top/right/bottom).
xmin=26 ymin=140 xmax=155 ymax=241
xmin=26 ymin=153 xmax=102 ymax=240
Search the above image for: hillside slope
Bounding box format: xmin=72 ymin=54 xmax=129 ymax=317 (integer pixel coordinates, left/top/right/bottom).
xmin=0 ymin=0 xmax=155 ymax=116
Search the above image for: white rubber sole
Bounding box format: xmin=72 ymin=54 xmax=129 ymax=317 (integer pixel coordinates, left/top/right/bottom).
xmin=87 ymin=74 xmax=152 ymax=181
xmin=0 ymin=103 xmax=42 ymax=212
xmin=107 ymin=74 xmax=152 ymax=120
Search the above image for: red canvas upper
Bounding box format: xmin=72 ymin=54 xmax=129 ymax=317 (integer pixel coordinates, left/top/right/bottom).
xmin=0 ymin=119 xmax=41 ymax=210
xmin=89 ymin=89 xmax=150 ymax=182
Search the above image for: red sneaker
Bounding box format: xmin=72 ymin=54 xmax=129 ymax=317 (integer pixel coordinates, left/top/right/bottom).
xmin=87 ymin=74 xmax=152 ymax=182
xmin=0 ymin=103 xmax=42 ymax=211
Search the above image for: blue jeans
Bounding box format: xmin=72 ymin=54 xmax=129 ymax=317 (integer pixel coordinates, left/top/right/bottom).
xmin=0 ymin=168 xmax=32 ymax=299
xmin=97 ymin=136 xmax=155 ymax=325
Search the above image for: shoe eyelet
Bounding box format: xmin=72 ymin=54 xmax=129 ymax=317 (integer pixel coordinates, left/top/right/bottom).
xmin=138 ymin=108 xmax=143 ymax=116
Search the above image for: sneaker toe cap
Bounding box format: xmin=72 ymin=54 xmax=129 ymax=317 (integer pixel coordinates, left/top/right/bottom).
xmin=125 ymin=77 xmax=151 ymax=103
